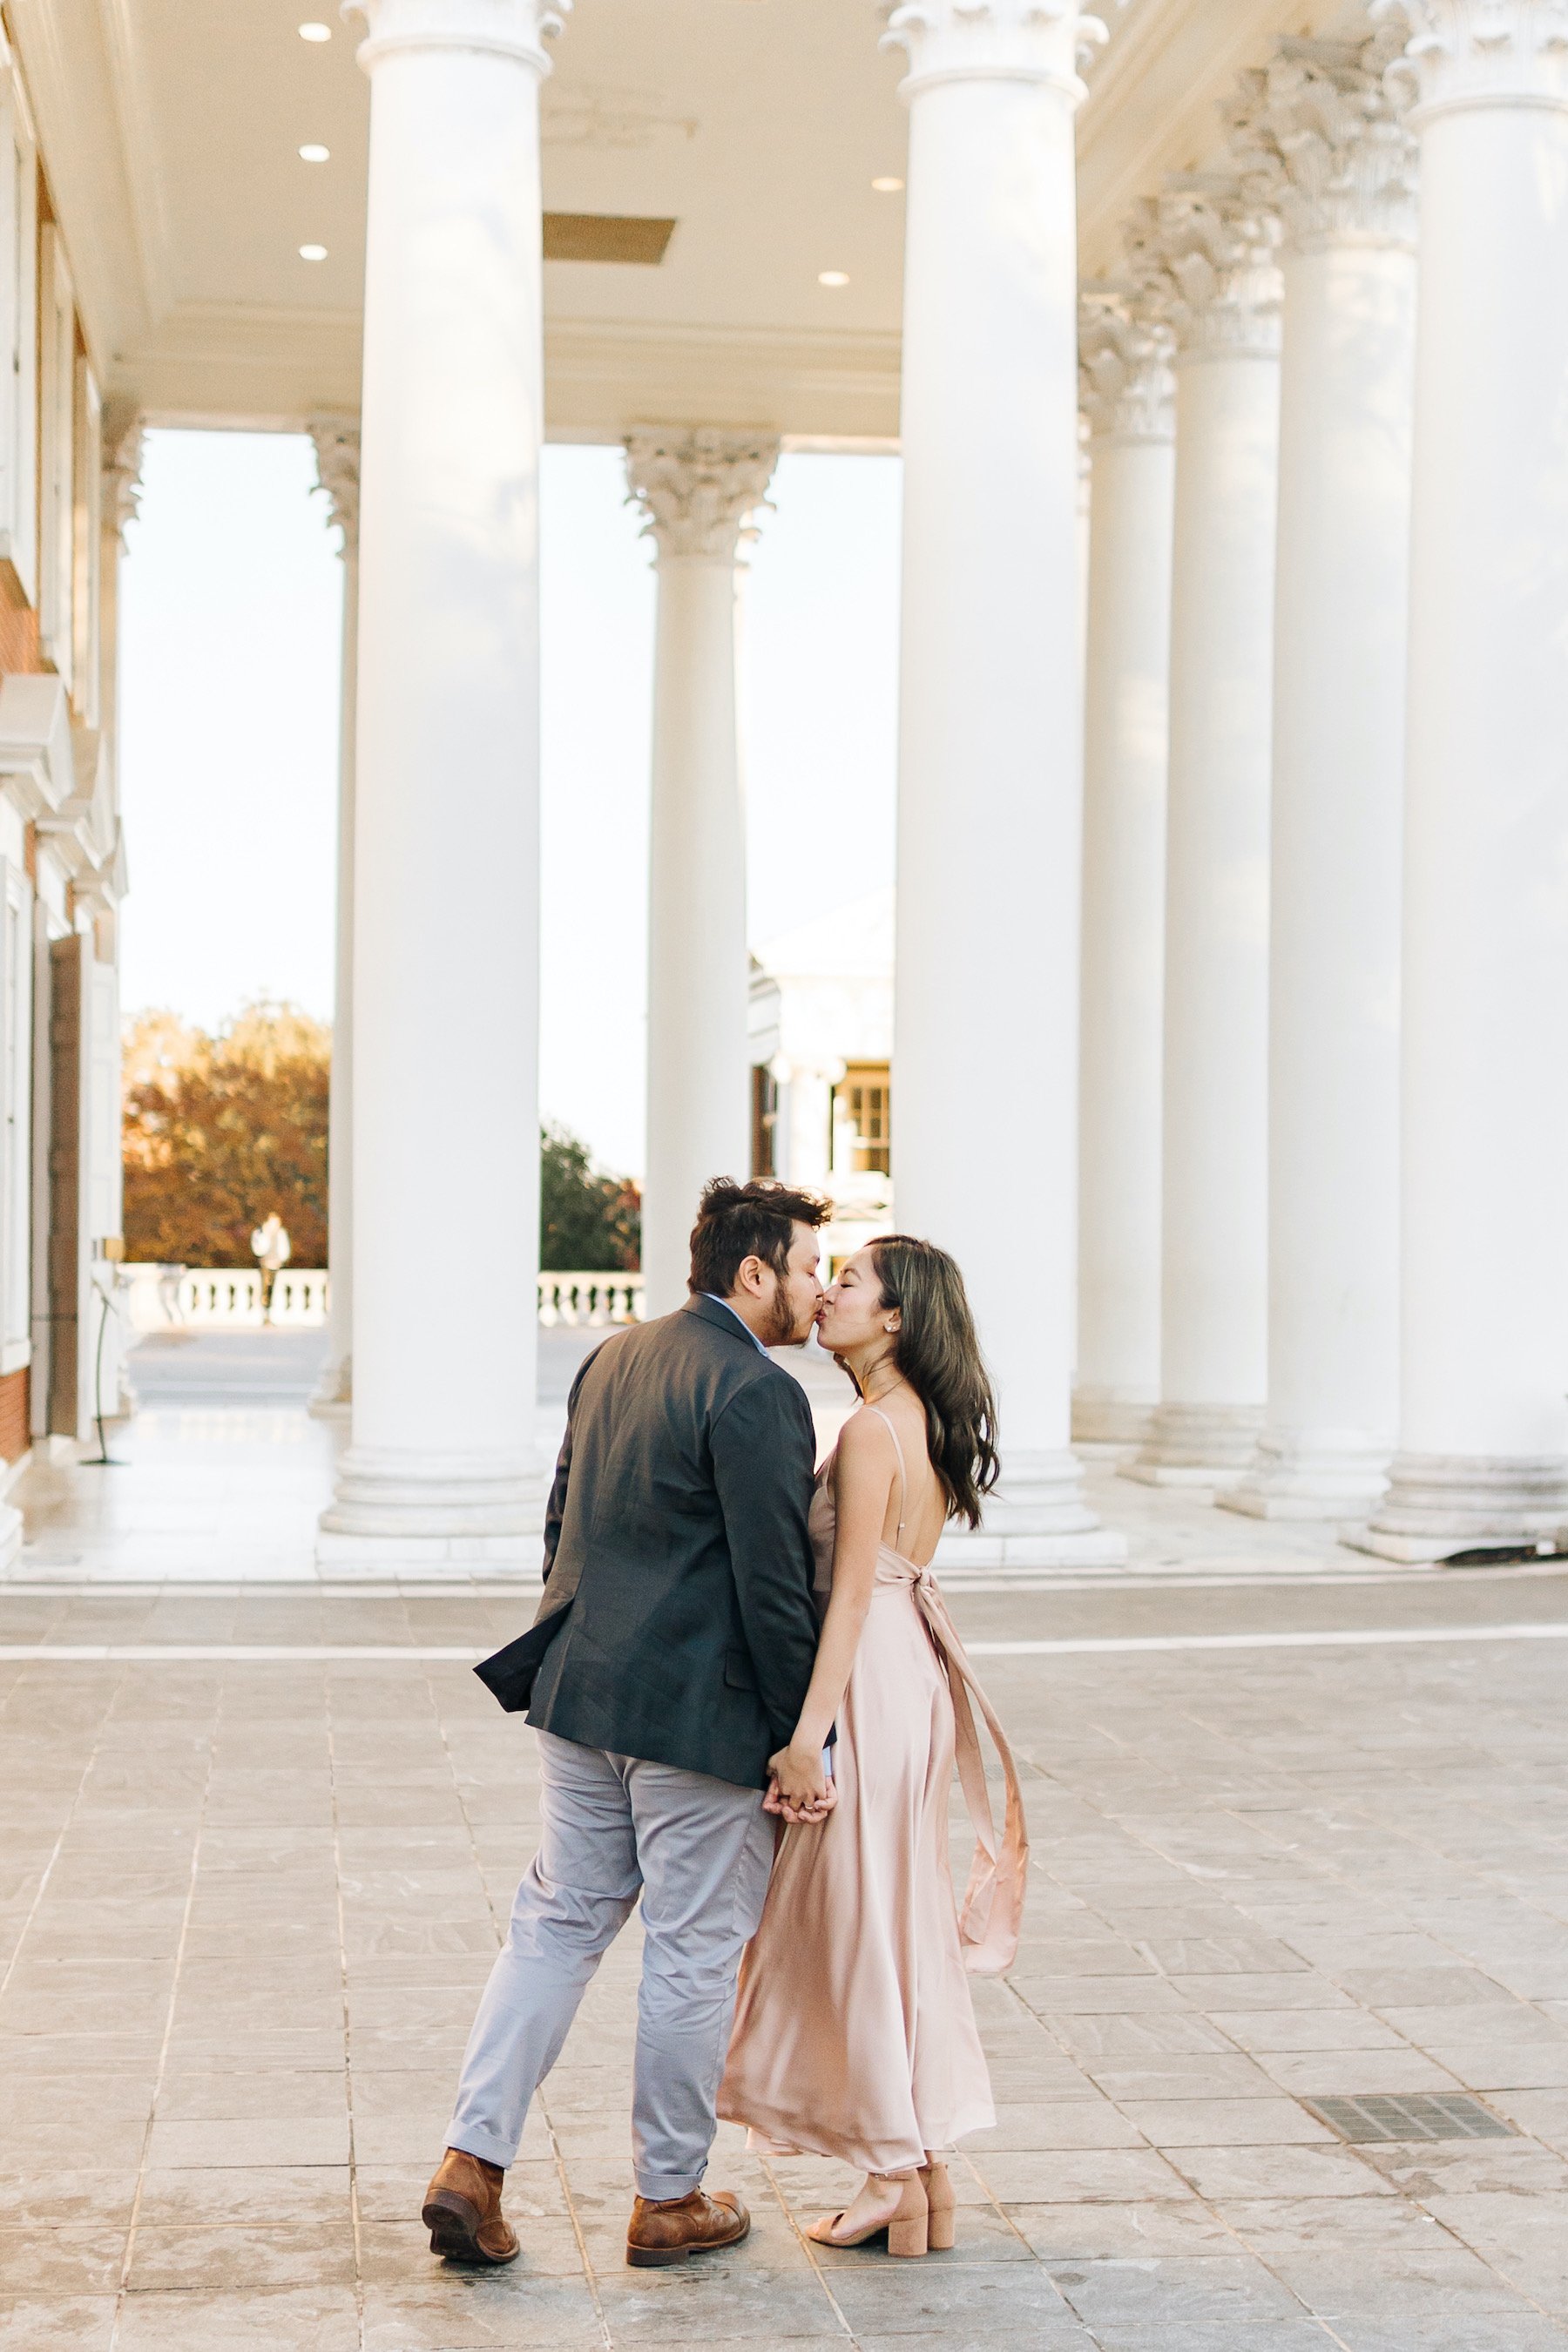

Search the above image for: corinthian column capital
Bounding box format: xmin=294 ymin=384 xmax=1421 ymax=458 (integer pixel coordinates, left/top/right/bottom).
xmin=309 ymin=416 xmax=361 ymax=550
xmin=1125 ymin=179 xmax=1282 ymax=362
xmin=879 ymin=0 xmax=1105 ymax=102
xmin=1371 ymin=0 xmax=1568 ymax=117
xmin=1078 ymin=287 xmax=1175 ymax=443
xmin=624 ymin=428 xmax=781 ymax=563
xmin=102 ymin=404 xmax=145 ymax=545
xmin=1226 ymin=33 xmax=1418 ymax=253
xmin=345 ymin=0 xmax=569 ymax=74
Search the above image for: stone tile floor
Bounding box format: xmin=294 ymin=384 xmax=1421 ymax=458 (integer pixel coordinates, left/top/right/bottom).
xmin=4 ymin=1568 xmax=1568 ymax=2349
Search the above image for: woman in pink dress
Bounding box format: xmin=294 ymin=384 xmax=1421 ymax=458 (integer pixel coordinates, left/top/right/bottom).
xmin=718 ymin=1236 xmax=1028 ymax=2258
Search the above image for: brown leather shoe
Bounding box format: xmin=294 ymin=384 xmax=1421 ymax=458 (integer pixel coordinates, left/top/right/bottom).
xmin=422 ymin=2147 xmax=520 ymax=2265
xmin=625 ymin=2186 xmax=750 ymax=2268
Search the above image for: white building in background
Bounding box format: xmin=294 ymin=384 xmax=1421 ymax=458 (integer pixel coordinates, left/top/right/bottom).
xmin=0 ymin=0 xmax=1563 ymax=1574
xmin=0 ymin=30 xmax=132 ymax=1570
xmin=748 ymin=889 xmax=895 ymax=1269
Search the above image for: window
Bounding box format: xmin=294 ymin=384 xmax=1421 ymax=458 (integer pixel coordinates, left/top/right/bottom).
xmin=38 ymin=225 xmax=74 ymax=687
xmin=0 ymin=858 xmax=31 ymax=1366
xmin=751 ymin=1064 xmax=778 ymax=1179
xmin=71 ymin=352 xmax=101 ymax=727
xmin=834 ymin=1062 xmax=890 ymax=1177
xmin=0 ymin=51 xmax=37 ymax=600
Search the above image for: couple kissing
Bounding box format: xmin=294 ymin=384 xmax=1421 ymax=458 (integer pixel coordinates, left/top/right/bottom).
xmin=422 ymin=1177 xmax=1029 ymax=2270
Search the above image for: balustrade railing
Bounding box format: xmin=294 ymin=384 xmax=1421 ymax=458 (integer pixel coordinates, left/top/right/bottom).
xmin=123 ymin=1264 xmax=645 ymax=1334
xmin=538 ymin=1272 xmax=645 ymax=1327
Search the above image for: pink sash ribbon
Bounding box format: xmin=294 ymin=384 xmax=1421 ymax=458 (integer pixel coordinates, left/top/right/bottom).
xmin=907 ymin=1563 xmax=1030 ymax=1976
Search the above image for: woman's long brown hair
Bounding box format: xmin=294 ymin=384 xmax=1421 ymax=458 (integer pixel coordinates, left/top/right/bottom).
xmin=866 ymin=1235 xmax=999 ymax=1529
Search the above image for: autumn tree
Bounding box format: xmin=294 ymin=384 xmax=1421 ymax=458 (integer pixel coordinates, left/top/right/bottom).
xmin=540 ymin=1124 xmax=640 ymax=1272
xmin=123 ymin=1001 xmax=330 ymax=1267
xmin=124 ymin=1010 xmax=640 ymax=1275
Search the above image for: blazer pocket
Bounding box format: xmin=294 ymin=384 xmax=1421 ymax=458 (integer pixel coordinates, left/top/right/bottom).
xmin=722 ymin=1649 xmax=757 ymax=1693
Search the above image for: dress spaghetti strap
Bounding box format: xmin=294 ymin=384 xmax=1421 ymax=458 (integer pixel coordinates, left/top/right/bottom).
xmin=865 ymin=1403 xmax=909 ymax=1540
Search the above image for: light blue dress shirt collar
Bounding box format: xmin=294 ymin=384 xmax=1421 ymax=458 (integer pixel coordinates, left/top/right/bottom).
xmin=701 ymin=1292 xmax=768 ymax=1354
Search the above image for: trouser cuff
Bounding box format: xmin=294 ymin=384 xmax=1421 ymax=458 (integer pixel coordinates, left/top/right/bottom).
xmin=445 ymin=2124 xmax=516 ymax=2170
xmin=635 ymin=2164 xmax=706 ymax=2201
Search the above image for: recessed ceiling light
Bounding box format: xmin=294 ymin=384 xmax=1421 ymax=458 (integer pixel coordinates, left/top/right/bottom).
xmin=300 ymin=243 xmax=328 ymax=261
xmin=871 ymin=176 xmax=904 ymax=193
xmin=298 ymin=21 xmax=331 ymax=40
xmin=818 ymin=270 xmax=850 ymax=287
xmin=299 ymin=143 xmax=330 ymax=163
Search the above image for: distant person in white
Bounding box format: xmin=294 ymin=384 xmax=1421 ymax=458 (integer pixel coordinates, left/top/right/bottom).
xmin=250 ymin=1213 xmax=290 ymax=1323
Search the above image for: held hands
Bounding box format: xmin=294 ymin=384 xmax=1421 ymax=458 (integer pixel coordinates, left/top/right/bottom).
xmin=763 ymin=1740 xmax=837 ymax=1826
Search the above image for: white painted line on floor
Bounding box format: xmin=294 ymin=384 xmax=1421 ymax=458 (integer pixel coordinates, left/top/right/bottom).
xmin=0 ymin=1644 xmax=482 ymax=1662
xmin=964 ymin=1622 xmax=1568 ymax=1656
xmin=1 ymin=1622 xmax=1568 ymax=1663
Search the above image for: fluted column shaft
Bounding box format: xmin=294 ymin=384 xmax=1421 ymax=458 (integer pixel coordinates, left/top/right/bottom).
xmin=1125 ymin=182 xmax=1281 ymax=1488
xmin=625 ymin=429 xmax=778 ymax=1315
xmin=1075 ymin=300 xmax=1175 ymax=1445
xmin=1359 ymin=0 xmax=1568 ymax=1558
xmin=1223 ymin=37 xmax=1417 ymax=1522
xmin=319 ymin=0 xmax=559 ymax=1571
xmin=309 ymin=419 xmax=359 ymax=1421
xmin=884 ymin=0 xmax=1123 ymax=1565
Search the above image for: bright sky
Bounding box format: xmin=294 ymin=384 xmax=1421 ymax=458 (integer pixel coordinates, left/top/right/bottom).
xmin=118 ymin=431 xmax=902 ymax=1180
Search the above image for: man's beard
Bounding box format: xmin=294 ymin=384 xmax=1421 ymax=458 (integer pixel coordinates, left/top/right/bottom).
xmin=763 ymin=1275 xmax=803 ymax=1348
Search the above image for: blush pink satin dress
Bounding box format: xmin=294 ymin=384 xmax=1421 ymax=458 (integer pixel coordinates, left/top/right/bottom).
xmin=717 ymin=1407 xmax=1029 ymax=2175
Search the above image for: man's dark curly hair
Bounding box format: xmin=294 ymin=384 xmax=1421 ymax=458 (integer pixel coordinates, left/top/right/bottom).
xmin=687 ymin=1176 xmax=831 ymax=1298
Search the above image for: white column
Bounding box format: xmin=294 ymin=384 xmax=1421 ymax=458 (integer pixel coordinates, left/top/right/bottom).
xmin=308 ymin=416 xmax=359 ymax=1422
xmin=1221 ymin=38 xmax=1417 ymax=1521
xmin=884 ymin=0 xmax=1123 ymax=1566
xmin=1124 ymin=182 xmax=1282 ymax=1488
xmin=779 ymin=1058 xmax=839 ymax=1193
xmin=1074 ymin=293 xmax=1175 ymax=1446
xmin=625 ymin=428 xmax=778 ymax=1318
xmin=318 ymin=0 xmax=558 ymax=1573
xmin=1358 ymin=0 xmax=1568 ymax=1560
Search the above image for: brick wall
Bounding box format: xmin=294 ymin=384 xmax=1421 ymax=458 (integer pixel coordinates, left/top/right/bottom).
xmin=0 ymin=1365 xmax=29 ymax=1463
xmin=0 ymin=561 xmax=42 ymax=674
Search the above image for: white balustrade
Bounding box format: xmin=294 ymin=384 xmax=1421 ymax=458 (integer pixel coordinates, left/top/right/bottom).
xmin=124 ymin=1265 xmax=645 ymax=1335
xmin=123 ymin=1265 xmax=331 ymax=1332
xmin=537 ymin=1272 xmax=645 ymax=1328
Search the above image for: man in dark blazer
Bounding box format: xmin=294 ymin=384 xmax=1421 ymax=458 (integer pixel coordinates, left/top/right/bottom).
xmin=422 ymin=1179 xmax=830 ymax=2273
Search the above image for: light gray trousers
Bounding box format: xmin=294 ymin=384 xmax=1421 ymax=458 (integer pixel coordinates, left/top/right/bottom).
xmin=447 ymin=1729 xmax=774 ymax=2200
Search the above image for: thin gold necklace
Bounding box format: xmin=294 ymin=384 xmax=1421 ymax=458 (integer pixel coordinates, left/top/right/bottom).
xmin=862 ymin=1369 xmax=908 ymax=1407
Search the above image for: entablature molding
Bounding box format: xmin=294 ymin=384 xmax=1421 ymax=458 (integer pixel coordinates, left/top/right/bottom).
xmin=0 ymin=673 xmax=74 ymax=823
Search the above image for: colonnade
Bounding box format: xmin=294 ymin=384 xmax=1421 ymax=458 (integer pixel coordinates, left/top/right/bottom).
xmin=1079 ymin=4 xmax=1568 ymax=1561
xmin=314 ymin=0 xmax=1568 ymax=1572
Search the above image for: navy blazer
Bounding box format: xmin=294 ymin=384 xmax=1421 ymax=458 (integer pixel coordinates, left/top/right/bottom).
xmin=475 ymin=1294 xmax=821 ymax=1789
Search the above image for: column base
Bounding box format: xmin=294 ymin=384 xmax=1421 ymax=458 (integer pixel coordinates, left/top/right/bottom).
xmin=1071 ymin=1388 xmax=1157 ymax=1447
xmin=1220 ymin=1429 xmax=1391 ymax=1522
xmin=934 ymin=1450 xmax=1127 ymax=1572
xmin=1123 ymin=1402 xmax=1264 ymax=1489
xmin=308 ymin=1349 xmax=352 ymax=1423
xmin=1343 ymin=1451 xmax=1568 ymax=1564
xmin=315 ymin=1443 xmax=546 ymax=1577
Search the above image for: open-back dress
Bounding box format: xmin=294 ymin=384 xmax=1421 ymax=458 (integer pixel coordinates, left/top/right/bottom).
xmin=718 ymin=1405 xmax=1028 ymax=2174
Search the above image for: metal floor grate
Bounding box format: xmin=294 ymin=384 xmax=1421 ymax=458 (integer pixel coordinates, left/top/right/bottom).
xmin=1306 ymin=2092 xmax=1516 ymax=2145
